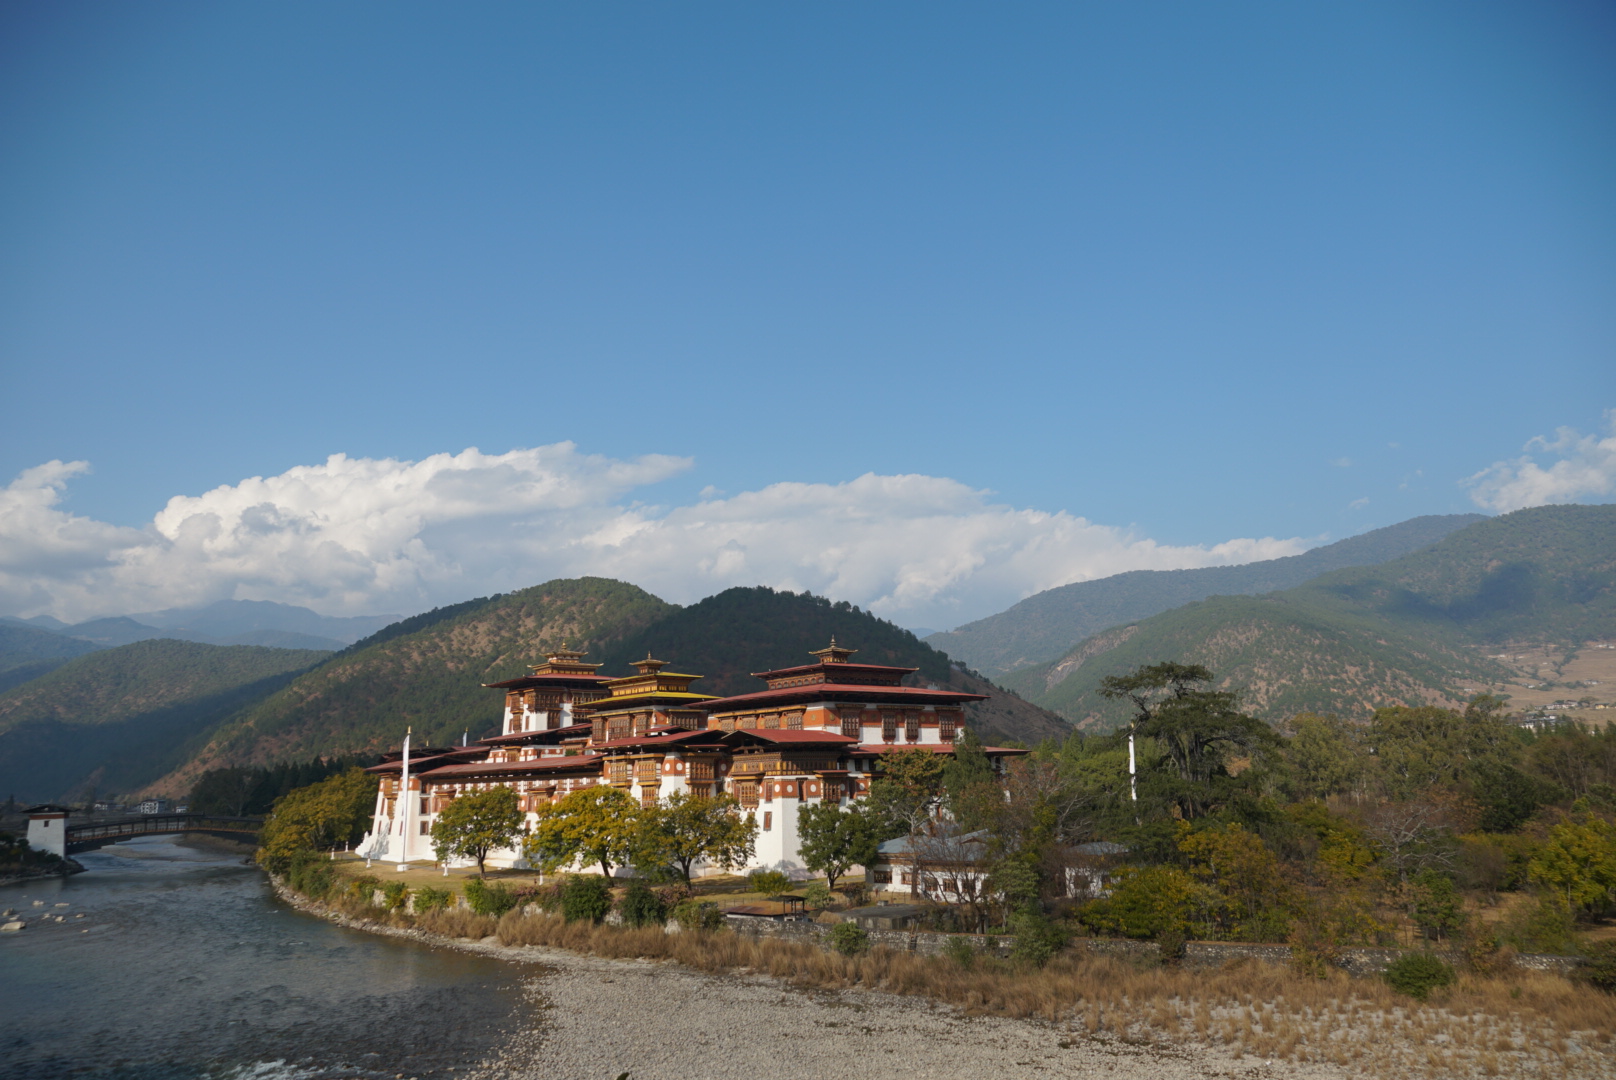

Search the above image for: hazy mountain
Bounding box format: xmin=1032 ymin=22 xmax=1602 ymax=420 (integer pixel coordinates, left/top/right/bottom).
xmin=0 ymin=640 xmax=331 ymax=803
xmin=128 ymin=599 xmax=398 ymax=646
xmin=0 ymin=614 xmax=68 ymax=631
xmin=1001 ymin=504 xmax=1614 ymax=730
xmin=926 ymin=513 xmax=1487 ymax=677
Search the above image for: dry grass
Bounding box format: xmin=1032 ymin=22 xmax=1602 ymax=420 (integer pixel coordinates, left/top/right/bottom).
xmin=487 ymin=910 xmax=1616 ymax=1078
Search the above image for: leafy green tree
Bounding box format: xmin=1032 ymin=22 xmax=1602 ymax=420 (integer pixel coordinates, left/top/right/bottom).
xmin=796 ymin=802 xmax=878 ymax=892
xmin=1079 ymin=865 xmax=1211 ymax=939
xmin=1409 ymin=870 xmax=1465 ymax=940
xmin=525 ymin=785 xmax=641 ymax=879
xmin=1179 ymin=822 xmax=1297 ymax=940
xmin=941 ymin=729 xmax=999 ymax=830
xmin=1100 ymin=662 xmax=1279 ymax=818
xmin=1368 ymin=697 xmax=1515 ymax=800
xmin=1468 ymin=763 xmax=1563 ymax=833
xmin=256 ymin=768 xmax=378 ymax=874
xmin=633 ymin=791 xmax=757 ymax=885
xmin=1528 ymin=813 xmax=1616 ymax=915
xmin=1280 ymin=713 xmax=1365 ymax=800
xmin=865 ymin=749 xmax=947 ymax=840
xmin=430 ymin=785 xmax=524 ymax=877
xmin=619 ymin=881 xmax=667 ymax=928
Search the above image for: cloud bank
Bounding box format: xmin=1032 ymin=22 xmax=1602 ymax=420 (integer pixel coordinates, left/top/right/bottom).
xmin=1465 ymin=412 xmax=1616 ymax=512
xmin=0 ymin=443 xmax=1309 ymax=627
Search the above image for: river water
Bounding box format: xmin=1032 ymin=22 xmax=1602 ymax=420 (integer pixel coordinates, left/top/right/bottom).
xmin=0 ymin=836 xmax=536 ymax=1080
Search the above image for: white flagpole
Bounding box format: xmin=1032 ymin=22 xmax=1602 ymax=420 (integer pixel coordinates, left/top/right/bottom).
xmin=397 ymin=727 xmax=412 ymax=870
xmin=1128 ymin=726 xmax=1137 ymax=804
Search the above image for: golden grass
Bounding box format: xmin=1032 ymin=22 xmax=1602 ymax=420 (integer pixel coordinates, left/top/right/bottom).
xmin=484 ymin=910 xmax=1616 ymax=1078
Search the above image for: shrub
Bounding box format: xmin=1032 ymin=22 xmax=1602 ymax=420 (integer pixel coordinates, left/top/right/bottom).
xmin=463 ymin=878 xmax=519 ymax=917
xmin=381 ymin=880 xmax=410 ymax=911
xmin=1009 ymin=911 xmax=1068 ymax=967
xmin=828 ymin=921 xmax=869 ymax=955
xmin=347 ymin=874 xmax=382 ymax=902
xmin=1410 ymin=870 xmax=1465 ymax=940
xmin=619 ymin=881 xmax=668 ymax=928
xmin=942 ymin=934 xmax=976 ymax=968
xmin=1578 ymin=940 xmax=1616 ymax=994
xmin=801 ymin=881 xmax=833 ymax=909
xmin=286 ymin=851 xmax=337 ymax=899
xmin=1078 ymin=865 xmax=1203 ymax=940
xmin=840 ymin=882 xmax=869 ymax=908
xmin=1154 ymin=927 xmax=1187 ymax=963
xmin=748 ymin=869 xmax=792 ymax=896
xmin=560 ymin=874 xmax=613 ymax=923
xmin=1383 ymin=952 xmax=1456 ymax=1001
xmin=413 ymin=886 xmax=451 ymax=913
xmin=672 ymin=899 xmax=725 ymax=932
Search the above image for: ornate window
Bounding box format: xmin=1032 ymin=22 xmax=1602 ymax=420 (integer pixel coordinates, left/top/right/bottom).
xmin=939 ymin=713 xmax=958 ymax=742
xmin=881 ymin=712 xmax=898 ymax=743
xmin=841 ymin=712 xmax=861 ymax=739
xmin=905 ymin=713 xmax=921 ymax=741
xmin=785 ymin=711 xmax=803 ymax=730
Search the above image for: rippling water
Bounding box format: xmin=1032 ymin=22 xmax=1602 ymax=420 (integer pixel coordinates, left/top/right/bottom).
xmin=0 ymin=836 xmax=535 ymax=1080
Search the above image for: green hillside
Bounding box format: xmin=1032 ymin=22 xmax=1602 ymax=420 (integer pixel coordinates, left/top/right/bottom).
xmin=163 ymin=578 xmax=676 ymax=786
xmin=596 ymin=586 xmax=1071 ymax=744
xmin=0 ymin=623 xmax=100 ymax=693
xmin=927 ymin=513 xmax=1485 ymax=676
xmin=0 ymin=640 xmax=330 ymax=803
xmin=1005 ymin=504 xmax=1613 ymax=729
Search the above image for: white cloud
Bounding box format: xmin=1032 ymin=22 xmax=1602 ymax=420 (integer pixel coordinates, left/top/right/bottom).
xmin=0 ymin=444 xmax=1312 ymax=628
xmin=1464 ymin=412 xmax=1616 ymax=513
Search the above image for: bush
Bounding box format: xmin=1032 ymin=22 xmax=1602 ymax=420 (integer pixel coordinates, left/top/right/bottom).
xmin=463 ymin=878 xmax=519 ymax=917
xmin=1578 ymin=940 xmax=1616 ymax=994
xmin=382 ymin=880 xmax=410 ymax=911
xmin=1154 ymin=927 xmax=1187 ymax=963
xmin=801 ymin=881 xmax=833 ymax=909
xmin=942 ymin=934 xmax=976 ymax=968
xmin=839 ymin=882 xmax=869 ymax=908
xmin=1010 ymin=911 xmax=1068 ymax=967
xmin=619 ymin=881 xmax=667 ymax=928
xmin=346 ymin=874 xmax=381 ymax=901
xmin=1383 ymin=952 xmax=1456 ymax=1001
xmin=1078 ymin=865 xmax=1203 ymax=940
xmin=672 ymin=899 xmax=725 ymax=932
xmin=748 ymin=869 xmax=792 ymax=896
xmin=286 ymin=851 xmax=337 ymax=899
xmin=828 ymin=921 xmax=869 ymax=955
xmin=560 ymin=874 xmax=613 ymax=923
xmin=413 ymin=886 xmax=452 ymax=913
xmin=1410 ymin=870 xmax=1465 ymax=940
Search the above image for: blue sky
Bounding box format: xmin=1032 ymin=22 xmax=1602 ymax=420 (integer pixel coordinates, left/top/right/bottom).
xmin=1 ymin=2 xmax=1613 ymax=627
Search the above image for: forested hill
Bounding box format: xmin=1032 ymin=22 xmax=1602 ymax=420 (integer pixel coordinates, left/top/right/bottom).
xmin=0 ymin=623 xmax=99 ymax=694
xmin=927 ymin=513 xmax=1486 ymax=676
xmin=157 ymin=578 xmax=676 ymax=792
xmin=0 ymin=640 xmax=330 ymax=804
xmin=596 ymin=586 xmax=1071 ymax=744
xmin=1001 ymin=504 xmax=1615 ymax=730
xmin=148 ymin=581 xmax=1072 ymax=795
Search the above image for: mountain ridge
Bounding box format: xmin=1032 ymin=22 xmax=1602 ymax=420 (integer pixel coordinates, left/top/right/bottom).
xmin=926 ymin=513 xmax=1487 ymax=676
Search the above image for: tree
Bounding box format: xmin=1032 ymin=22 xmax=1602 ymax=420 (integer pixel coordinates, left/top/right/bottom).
xmin=256 ymin=768 xmax=378 ymax=874
xmin=524 ymin=785 xmax=641 ymax=878
xmin=633 ymin=791 xmax=757 ymax=885
xmin=866 ymin=748 xmax=947 ymax=840
xmin=1368 ymin=697 xmax=1515 ymax=800
xmin=1280 ymin=713 xmax=1365 ymax=801
xmin=1100 ymin=662 xmax=1278 ymax=818
xmin=796 ymin=802 xmax=878 ymax=892
xmin=1528 ymin=813 xmax=1616 ymax=915
xmin=1178 ymin=823 xmax=1297 ymax=940
xmin=941 ymin=729 xmax=999 ymax=830
xmin=429 ymin=785 xmax=524 ymax=877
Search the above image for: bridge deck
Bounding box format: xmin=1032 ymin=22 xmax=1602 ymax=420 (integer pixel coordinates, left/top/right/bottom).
xmin=65 ymin=813 xmax=262 ymax=853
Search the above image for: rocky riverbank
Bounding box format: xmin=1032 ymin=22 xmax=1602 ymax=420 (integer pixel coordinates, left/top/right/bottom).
xmin=0 ymin=856 xmax=84 ymax=889
xmin=273 ymin=879 xmax=1356 ymax=1080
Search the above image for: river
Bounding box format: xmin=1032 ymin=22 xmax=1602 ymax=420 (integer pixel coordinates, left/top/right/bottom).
xmin=0 ymin=836 xmax=537 ymax=1080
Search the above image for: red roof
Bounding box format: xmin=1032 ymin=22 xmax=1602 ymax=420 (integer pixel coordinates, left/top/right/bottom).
xmin=720 ymin=729 xmax=858 ymax=747
xmin=478 ymin=723 xmax=593 ymax=746
xmin=591 ymin=729 xmax=727 ymax=751
xmin=752 ymin=660 xmax=916 ymax=682
xmin=700 ymin=683 xmax=986 ymax=712
xmin=420 ymin=756 xmax=604 ymax=780
xmin=849 ymin=742 xmax=1030 ymax=756
xmin=483 ymin=672 xmax=613 ymax=689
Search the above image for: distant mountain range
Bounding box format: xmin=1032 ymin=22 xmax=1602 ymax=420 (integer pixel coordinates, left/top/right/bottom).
xmin=0 ymin=599 xmax=399 ymax=652
xmin=0 ymin=640 xmax=331 ymax=803
xmin=1000 ymin=504 xmax=1615 ymax=729
xmin=926 ymin=514 xmax=1487 ymax=677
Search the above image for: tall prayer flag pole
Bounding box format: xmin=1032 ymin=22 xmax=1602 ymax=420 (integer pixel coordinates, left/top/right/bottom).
xmin=397 ymin=727 xmax=412 ymax=870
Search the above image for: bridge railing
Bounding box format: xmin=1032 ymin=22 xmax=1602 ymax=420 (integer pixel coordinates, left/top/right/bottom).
xmin=66 ymin=813 xmax=264 ymax=843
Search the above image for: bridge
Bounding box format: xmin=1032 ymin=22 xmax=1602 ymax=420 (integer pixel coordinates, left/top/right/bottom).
xmin=65 ymin=813 xmax=263 ymax=854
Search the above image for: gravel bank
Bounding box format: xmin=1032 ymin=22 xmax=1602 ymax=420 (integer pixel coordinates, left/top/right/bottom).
xmin=460 ymin=945 xmax=1349 ymax=1080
